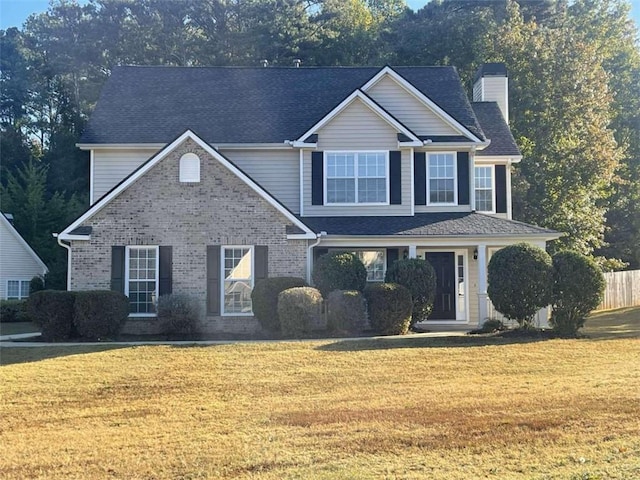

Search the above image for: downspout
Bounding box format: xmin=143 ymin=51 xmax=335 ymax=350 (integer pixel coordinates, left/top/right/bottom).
xmin=306 ymin=231 xmax=326 ymax=284
xmin=53 ymin=234 xmax=71 ymax=291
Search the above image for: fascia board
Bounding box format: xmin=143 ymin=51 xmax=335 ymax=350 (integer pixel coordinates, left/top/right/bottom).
xmin=63 ymin=130 xmax=316 ymax=238
xmin=361 ymin=66 xmax=483 ymax=143
xmin=295 ymin=90 xmax=420 ymax=143
xmin=0 ymin=214 xmax=49 ymax=273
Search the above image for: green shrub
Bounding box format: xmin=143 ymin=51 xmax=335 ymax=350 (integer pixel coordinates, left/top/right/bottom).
xmin=487 ymin=243 xmax=553 ymax=327
xmin=364 ymin=283 xmax=413 ymax=335
xmin=326 ymin=290 xmax=367 ymax=333
xmin=73 ymin=290 xmax=129 ymax=340
xmin=26 ymin=290 xmax=76 ymax=340
xmin=385 ymin=258 xmax=436 ymax=324
xmin=312 ymin=252 xmax=367 ymax=297
xmin=551 ymin=251 xmax=605 ymax=337
xmin=157 ymin=293 xmax=201 ymax=339
xmin=0 ymin=299 xmax=30 ymax=323
xmin=251 ymin=277 xmax=307 ymax=332
xmin=470 ymin=318 xmax=506 ymax=334
xmin=30 ymin=276 xmax=45 ymax=295
xmin=277 ymin=287 xmax=323 ymax=338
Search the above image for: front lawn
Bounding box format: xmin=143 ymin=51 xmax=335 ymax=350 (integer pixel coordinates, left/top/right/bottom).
xmin=0 ymin=308 xmax=638 ymax=479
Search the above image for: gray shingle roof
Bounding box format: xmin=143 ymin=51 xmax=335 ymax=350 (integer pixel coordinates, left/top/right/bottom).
xmin=80 ymin=66 xmax=486 ymax=144
xmin=301 ymin=212 xmax=557 ymax=237
xmin=472 ymin=102 xmax=521 ymax=156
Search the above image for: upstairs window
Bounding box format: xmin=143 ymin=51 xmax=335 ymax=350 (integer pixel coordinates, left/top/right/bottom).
xmin=474 ymin=166 xmax=494 ymax=212
xmin=326 ymin=152 xmax=388 ymax=204
xmin=428 ymin=153 xmax=456 ymax=205
xmin=180 ymin=153 xmax=200 ymax=182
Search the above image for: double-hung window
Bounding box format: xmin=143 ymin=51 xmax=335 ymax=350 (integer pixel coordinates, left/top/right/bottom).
xmin=357 ymin=250 xmax=386 ymax=282
xmin=125 ymin=246 xmax=159 ymax=315
xmin=428 ymin=153 xmax=456 ymax=205
xmin=474 ymin=166 xmax=494 ymax=212
xmin=326 ymin=152 xmax=387 ymax=204
xmin=6 ymin=280 xmax=30 ymax=299
xmin=222 ymin=246 xmax=253 ymax=315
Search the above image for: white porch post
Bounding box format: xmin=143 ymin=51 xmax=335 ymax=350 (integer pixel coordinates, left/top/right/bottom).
xmin=408 ymin=245 xmax=417 ymax=259
xmin=477 ymin=243 xmax=488 ymax=325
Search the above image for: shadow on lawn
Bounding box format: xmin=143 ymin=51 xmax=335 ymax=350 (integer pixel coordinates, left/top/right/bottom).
xmin=316 ymin=333 xmax=550 ymax=352
xmin=0 ymin=345 xmax=129 ymax=366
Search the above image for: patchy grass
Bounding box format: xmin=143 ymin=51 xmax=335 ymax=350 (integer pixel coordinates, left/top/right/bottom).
xmin=0 ymin=309 xmax=638 ymax=479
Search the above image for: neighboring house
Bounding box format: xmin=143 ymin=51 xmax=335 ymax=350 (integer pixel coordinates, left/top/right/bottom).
xmin=58 ymin=63 xmax=560 ymax=334
xmin=0 ymin=213 xmax=48 ymax=300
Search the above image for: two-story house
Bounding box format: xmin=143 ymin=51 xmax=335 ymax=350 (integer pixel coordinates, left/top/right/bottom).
xmin=57 ymin=64 xmax=559 ymax=334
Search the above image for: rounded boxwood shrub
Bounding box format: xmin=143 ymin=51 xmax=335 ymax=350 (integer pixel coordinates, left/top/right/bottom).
xmin=364 ymin=283 xmax=413 ymax=335
xmin=73 ymin=290 xmax=129 ymax=340
xmin=312 ymin=252 xmax=367 ymax=297
xmin=157 ymin=293 xmax=201 ymax=339
xmin=277 ymin=287 xmax=323 ymax=338
xmin=251 ymin=277 xmax=307 ymax=332
xmin=326 ymin=290 xmax=367 ymax=333
xmin=385 ymin=258 xmax=436 ymax=324
xmin=551 ymin=251 xmax=605 ymax=337
xmin=26 ymin=290 xmax=76 ymax=341
xmin=487 ymin=243 xmax=553 ymax=327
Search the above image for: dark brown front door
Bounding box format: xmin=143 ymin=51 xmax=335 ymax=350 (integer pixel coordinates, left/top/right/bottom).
xmin=426 ymin=252 xmax=456 ymax=320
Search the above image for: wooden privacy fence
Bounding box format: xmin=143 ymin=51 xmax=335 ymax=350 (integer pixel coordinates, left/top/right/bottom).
xmin=596 ymin=270 xmax=640 ymax=311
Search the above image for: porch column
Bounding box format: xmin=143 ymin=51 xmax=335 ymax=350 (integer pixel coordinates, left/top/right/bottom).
xmin=477 ymin=243 xmax=488 ymax=324
xmin=408 ymin=245 xmax=417 ymax=259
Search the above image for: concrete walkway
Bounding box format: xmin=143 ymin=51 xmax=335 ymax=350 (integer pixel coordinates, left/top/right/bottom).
xmin=0 ymin=330 xmax=469 ymax=348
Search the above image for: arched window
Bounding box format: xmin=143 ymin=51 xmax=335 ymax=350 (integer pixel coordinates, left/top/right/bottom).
xmin=179 ymin=153 xmax=200 ymax=182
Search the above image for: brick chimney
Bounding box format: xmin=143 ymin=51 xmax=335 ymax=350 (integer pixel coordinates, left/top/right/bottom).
xmin=473 ymin=63 xmax=509 ymax=124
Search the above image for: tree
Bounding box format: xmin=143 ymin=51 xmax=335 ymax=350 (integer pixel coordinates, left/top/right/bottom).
xmin=550 ymin=251 xmax=605 ymax=337
xmin=384 ymin=258 xmax=436 ymax=324
xmin=487 ymin=243 xmax=553 ymax=327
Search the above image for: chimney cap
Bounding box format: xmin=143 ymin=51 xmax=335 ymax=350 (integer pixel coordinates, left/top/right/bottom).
xmin=474 ymin=63 xmax=507 ymax=83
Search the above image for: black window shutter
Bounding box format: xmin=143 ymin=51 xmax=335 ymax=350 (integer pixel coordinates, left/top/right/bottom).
xmin=159 ymin=246 xmax=173 ymax=296
xmin=495 ymin=165 xmax=507 ymax=213
xmin=386 ymin=248 xmax=399 ymax=271
xmin=414 ymin=152 xmax=426 ymax=205
xmin=457 ymin=152 xmax=470 ymax=205
xmin=254 ymin=245 xmax=268 ymax=282
xmin=389 ymin=151 xmax=402 ymax=205
xmin=206 ymin=245 xmax=221 ymax=316
xmin=111 ymin=246 xmax=125 ymax=294
xmin=311 ymin=151 xmax=324 ymax=205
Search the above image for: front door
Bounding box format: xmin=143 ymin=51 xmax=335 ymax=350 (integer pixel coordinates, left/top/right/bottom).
xmin=426 ymin=252 xmax=456 ymax=320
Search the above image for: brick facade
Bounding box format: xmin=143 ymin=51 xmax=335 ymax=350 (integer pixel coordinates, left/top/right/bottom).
xmin=70 ymin=138 xmax=308 ymax=334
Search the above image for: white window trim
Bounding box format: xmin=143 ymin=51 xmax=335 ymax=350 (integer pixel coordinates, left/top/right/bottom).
xmin=324 ymin=151 xmax=390 ymax=206
xmin=426 ymin=152 xmax=458 ymax=206
xmin=6 ymin=279 xmax=31 ymax=300
xmin=124 ymin=245 xmax=159 ymax=318
xmin=221 ymin=245 xmax=255 ymax=317
xmin=474 ymin=164 xmax=496 ymax=214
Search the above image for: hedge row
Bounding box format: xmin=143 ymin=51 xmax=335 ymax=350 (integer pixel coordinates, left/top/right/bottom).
xmin=26 ymin=290 xmax=129 ymax=341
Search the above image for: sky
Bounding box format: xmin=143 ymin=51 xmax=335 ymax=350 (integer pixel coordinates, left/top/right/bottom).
xmin=1 ymin=0 xmax=639 ymax=32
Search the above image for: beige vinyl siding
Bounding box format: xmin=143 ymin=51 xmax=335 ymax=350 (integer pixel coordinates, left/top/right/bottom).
xmin=480 ymin=77 xmax=508 ymax=122
xmin=93 ymin=149 xmax=157 ymax=203
xmin=367 ymin=75 xmax=460 ymax=136
xmin=221 ymin=149 xmax=300 ymax=213
xmin=0 ymin=221 xmax=47 ymax=299
xmin=303 ymin=98 xmax=411 ymax=216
